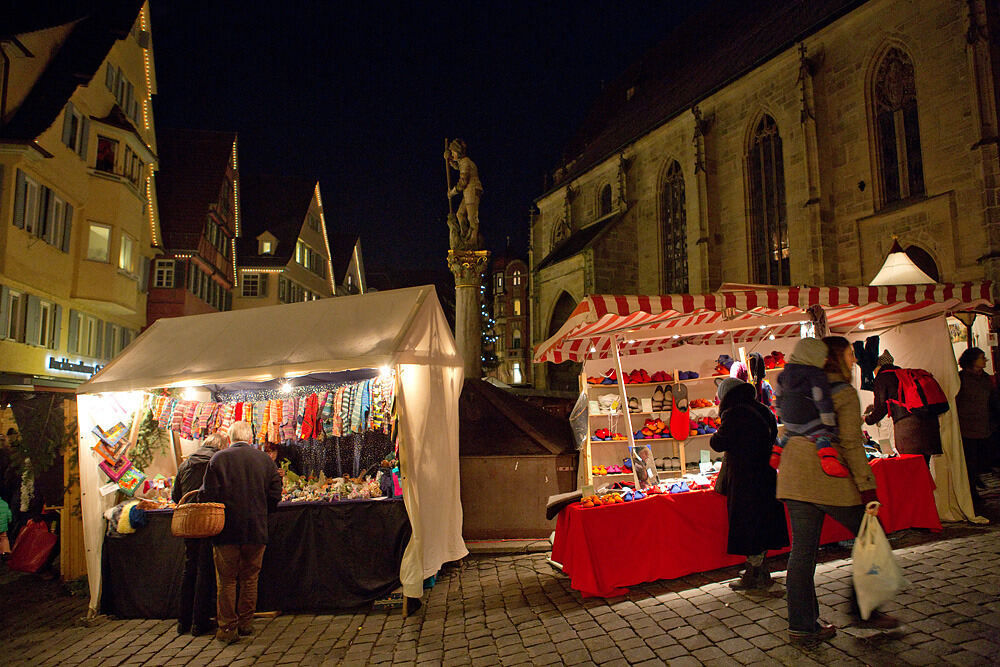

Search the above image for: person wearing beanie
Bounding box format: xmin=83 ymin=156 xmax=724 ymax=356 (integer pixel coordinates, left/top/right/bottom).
xmin=748 ymin=352 xmax=775 ymax=408
xmin=711 ymin=378 xmax=788 ymax=591
xmin=864 ymin=349 xmax=942 ymax=466
xmin=774 ymin=338 xmax=850 ymax=478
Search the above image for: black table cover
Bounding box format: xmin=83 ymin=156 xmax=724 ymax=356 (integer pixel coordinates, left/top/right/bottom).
xmin=102 ymin=498 xmax=410 ymax=618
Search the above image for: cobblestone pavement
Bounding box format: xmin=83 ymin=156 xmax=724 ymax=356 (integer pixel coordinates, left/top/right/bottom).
xmin=2 ymin=486 xmax=999 ymax=667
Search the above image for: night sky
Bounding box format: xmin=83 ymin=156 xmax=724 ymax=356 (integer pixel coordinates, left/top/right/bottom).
xmin=150 ymin=2 xmax=696 ymax=272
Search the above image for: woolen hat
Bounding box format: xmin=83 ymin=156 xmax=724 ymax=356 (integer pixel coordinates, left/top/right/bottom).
xmin=877 ymin=350 xmax=894 ymax=367
xmin=716 ymin=377 xmax=744 ymax=402
xmin=789 ymin=337 xmax=829 ymax=369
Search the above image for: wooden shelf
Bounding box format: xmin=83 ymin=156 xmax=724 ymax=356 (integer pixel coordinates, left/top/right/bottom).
xmin=588 ymin=376 xmax=717 ymax=389
xmin=590 ymin=433 xmax=714 ymax=444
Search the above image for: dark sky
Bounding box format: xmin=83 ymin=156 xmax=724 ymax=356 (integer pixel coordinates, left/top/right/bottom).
xmin=150 ymin=1 xmax=695 ymax=272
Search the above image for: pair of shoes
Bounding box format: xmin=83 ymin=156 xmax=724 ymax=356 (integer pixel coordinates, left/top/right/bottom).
xmin=628 ymin=397 xmax=640 ymax=412
xmin=215 ymin=628 xmax=239 ymax=644
xmin=857 ymin=611 xmax=899 ymax=629
xmin=176 ymin=622 xmax=191 ymax=635
xmin=191 ymin=621 xmax=217 ymax=637
xmin=237 ymin=624 xmax=254 ymax=636
xmin=651 ymin=385 xmax=670 ymax=411
xmin=788 ymin=621 xmax=836 ymax=644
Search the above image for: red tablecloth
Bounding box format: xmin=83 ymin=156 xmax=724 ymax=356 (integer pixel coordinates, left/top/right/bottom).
xmin=552 ymin=455 xmax=940 ymax=598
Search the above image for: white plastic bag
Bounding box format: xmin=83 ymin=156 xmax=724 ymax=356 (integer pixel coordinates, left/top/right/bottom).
xmin=852 ymin=503 xmax=907 ymax=619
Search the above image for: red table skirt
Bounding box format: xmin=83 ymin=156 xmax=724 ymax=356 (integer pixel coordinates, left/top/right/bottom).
xmin=551 ymin=455 xmax=940 ymax=598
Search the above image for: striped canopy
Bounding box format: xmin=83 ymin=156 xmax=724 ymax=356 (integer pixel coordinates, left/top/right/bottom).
xmin=534 ymin=282 xmax=992 ymax=363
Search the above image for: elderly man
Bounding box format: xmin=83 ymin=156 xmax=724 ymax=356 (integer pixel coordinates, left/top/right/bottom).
xmin=201 ymin=421 xmax=282 ymax=643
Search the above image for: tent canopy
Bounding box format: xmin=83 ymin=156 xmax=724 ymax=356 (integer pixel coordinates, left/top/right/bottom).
xmin=534 ymin=282 xmax=992 ymax=363
xmin=79 ymin=285 xmax=462 ymax=394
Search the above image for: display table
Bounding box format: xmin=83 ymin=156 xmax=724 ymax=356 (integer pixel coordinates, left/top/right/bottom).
xmin=552 ymin=455 xmax=940 ymax=598
xmin=102 ymin=498 xmax=410 ymax=618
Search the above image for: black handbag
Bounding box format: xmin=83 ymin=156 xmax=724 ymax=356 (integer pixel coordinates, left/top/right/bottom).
xmin=714 ymin=454 xmax=731 ymax=495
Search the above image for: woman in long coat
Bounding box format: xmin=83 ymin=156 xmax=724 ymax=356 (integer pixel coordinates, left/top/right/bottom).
xmin=711 ymin=378 xmax=789 ymax=590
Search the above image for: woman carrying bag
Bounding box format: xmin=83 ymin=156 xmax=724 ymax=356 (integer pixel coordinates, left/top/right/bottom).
xmin=776 ymin=336 xmax=899 ymax=644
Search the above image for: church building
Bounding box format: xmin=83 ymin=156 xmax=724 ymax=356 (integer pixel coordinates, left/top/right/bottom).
xmin=530 ymin=0 xmax=1000 ymax=390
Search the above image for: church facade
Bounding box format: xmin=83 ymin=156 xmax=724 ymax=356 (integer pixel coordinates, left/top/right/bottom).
xmin=530 ymin=0 xmax=1000 ymax=390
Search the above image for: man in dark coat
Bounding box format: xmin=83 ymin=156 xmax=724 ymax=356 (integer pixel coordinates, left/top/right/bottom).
xmin=864 ymin=351 xmax=942 ymax=465
xmin=172 ymin=432 xmax=227 ymax=636
xmin=711 ymin=378 xmax=789 ymax=590
xmin=200 ymin=421 xmax=282 ymax=643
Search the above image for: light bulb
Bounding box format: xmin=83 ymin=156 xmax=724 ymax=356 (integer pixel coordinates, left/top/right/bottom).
xmin=182 ymin=387 xmax=197 ymax=401
xmin=716 ymin=329 xmax=724 ymax=334
xmin=769 ymin=334 xmax=776 ymax=340
xmin=859 ymin=321 xmax=866 ymax=330
xmin=280 ymin=381 xmax=292 ymax=394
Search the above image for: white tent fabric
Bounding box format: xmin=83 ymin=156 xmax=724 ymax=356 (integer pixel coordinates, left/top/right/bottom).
xmin=869 ymin=241 xmax=936 ymax=286
xmin=76 ymin=286 xmax=469 ymax=612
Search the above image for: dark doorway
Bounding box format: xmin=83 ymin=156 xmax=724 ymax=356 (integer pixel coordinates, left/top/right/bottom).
xmin=545 ymin=292 xmax=582 ymax=391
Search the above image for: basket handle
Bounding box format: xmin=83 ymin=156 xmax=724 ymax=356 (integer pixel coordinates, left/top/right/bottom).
xmin=178 ymin=489 xmax=201 ymax=506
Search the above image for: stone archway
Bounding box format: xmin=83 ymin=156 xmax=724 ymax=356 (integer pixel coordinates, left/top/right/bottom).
xmin=545 ymin=292 xmax=582 ymax=391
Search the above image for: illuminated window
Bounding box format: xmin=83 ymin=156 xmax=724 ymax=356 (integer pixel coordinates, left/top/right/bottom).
xmin=872 ymin=47 xmax=924 ymax=207
xmin=118 ymin=234 xmax=135 ymax=274
xmin=96 ymin=136 xmax=117 ymax=173
xmin=154 ymin=260 xmax=174 ymax=288
xmin=495 ymin=273 xmax=503 ymax=292
xmin=513 ymin=299 xmax=522 ymax=316
xmin=747 ymin=115 xmax=789 ymax=286
xmin=511 ymin=271 xmax=522 ymax=287
xmin=87 ymin=223 xmax=111 ymax=262
xmin=261 ymin=240 xmax=273 ymax=254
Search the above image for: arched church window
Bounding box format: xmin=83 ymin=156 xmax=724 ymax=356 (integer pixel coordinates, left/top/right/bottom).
xmin=598 ymin=183 xmax=613 ymax=217
xmin=872 ymin=46 xmax=924 ymax=206
xmin=747 ymin=115 xmax=789 ymax=285
xmin=661 ymin=161 xmax=688 ymax=293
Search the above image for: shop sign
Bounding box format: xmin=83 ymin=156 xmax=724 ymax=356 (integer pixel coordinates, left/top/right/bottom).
xmin=47 ymin=356 xmax=103 ymax=377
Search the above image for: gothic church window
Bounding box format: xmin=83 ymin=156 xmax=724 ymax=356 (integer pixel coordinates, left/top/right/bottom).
xmin=872 ymin=47 xmax=924 ymax=207
xmin=747 ymin=115 xmax=789 ymax=286
xmin=598 ymin=183 xmax=613 ymax=217
xmin=660 ymin=161 xmax=688 ymax=293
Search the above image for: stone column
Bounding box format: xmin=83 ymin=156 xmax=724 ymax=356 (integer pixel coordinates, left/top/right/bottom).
xmin=797 ymin=43 xmax=826 ymax=284
xmin=447 ymin=249 xmax=490 ymax=380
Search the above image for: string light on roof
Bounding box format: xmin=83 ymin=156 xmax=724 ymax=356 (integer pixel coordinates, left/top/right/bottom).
xmin=859 ymin=321 xmax=866 ymax=330
xmin=769 ymin=334 xmax=776 ymax=340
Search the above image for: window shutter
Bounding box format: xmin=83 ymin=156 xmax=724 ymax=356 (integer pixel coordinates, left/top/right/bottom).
xmin=0 ymin=286 xmax=9 ymax=338
xmin=50 ymin=305 xmax=62 ymax=349
xmin=103 ymin=322 xmax=114 ymax=360
xmin=94 ymin=317 xmax=104 ymax=357
xmin=62 ymin=204 xmax=73 ymax=253
xmin=25 ymin=295 xmax=40 ymax=346
xmin=78 ymin=116 xmax=89 ymax=161
xmin=138 ymin=255 xmax=150 ymax=292
xmin=62 ymin=103 xmax=75 ymax=146
xmin=68 ymin=309 xmax=80 ymax=354
xmin=105 ymin=64 xmax=114 ymax=90
xmin=13 ymin=170 xmax=25 ymax=228
xmin=42 ymin=188 xmax=55 ymax=243
xmin=260 ymin=274 xmax=268 ymax=297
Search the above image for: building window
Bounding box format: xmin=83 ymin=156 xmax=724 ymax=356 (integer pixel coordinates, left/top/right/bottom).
xmin=512 ymin=328 xmax=522 ymax=349
xmin=5 ymin=290 xmax=25 ymax=342
xmin=307 ymin=214 xmax=320 ymax=232
xmin=512 ymin=362 xmax=523 ymax=385
xmin=13 ymin=170 xmax=73 ymax=252
xmin=660 ymin=160 xmax=688 ymax=293
xmin=61 ymin=102 xmax=89 ymax=159
xmin=872 ymin=46 xmax=924 ymax=207
xmin=513 ymin=299 xmax=522 ymax=316
xmin=598 ymin=183 xmax=613 ymax=217
xmin=295 ymin=240 xmax=325 ymax=276
xmin=495 ymin=273 xmax=504 ymax=292
xmin=511 ymin=270 xmax=522 ymax=287
xmin=260 ymin=239 xmax=273 ymax=254
xmin=96 ymin=136 xmax=117 ymax=173
xmin=747 ymin=115 xmax=789 ymax=286
xmin=242 ymin=273 xmax=267 ymax=297
xmin=87 ymin=223 xmax=111 ymax=262
xmin=123 ymin=144 xmax=143 ymax=187
xmin=154 ymin=259 xmax=175 ymax=288
xmin=118 ymin=234 xmax=135 ymax=274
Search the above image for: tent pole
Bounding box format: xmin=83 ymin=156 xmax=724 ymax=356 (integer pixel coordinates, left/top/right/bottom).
xmin=611 ymin=335 xmax=638 ymax=484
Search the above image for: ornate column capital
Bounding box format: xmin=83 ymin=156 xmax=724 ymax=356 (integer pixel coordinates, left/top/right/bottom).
xmin=447 ymin=249 xmax=490 ymax=287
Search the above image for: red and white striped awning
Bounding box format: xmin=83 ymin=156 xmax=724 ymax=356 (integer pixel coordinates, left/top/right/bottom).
xmin=533 ymin=282 xmax=993 ymax=363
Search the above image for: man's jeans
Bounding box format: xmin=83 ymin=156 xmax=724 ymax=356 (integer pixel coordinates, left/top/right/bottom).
xmin=213 ymin=544 xmax=266 ymax=632
xmin=784 ymin=500 xmax=864 ymax=633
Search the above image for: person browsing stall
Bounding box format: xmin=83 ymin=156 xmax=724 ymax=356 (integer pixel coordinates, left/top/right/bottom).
xmin=172 ymin=432 xmax=228 ymax=636
xmin=864 ymin=351 xmax=942 ymax=467
xmin=777 ymin=336 xmax=899 ymax=645
xmin=200 ymin=421 xmax=282 ymax=643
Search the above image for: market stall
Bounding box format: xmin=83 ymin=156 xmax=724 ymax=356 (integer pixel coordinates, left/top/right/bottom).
xmin=536 ymin=283 xmax=991 ymax=593
xmin=76 ymin=286 xmax=468 ymax=616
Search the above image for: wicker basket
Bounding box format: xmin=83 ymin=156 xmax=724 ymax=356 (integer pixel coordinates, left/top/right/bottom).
xmin=171 ymin=490 xmax=225 ymax=538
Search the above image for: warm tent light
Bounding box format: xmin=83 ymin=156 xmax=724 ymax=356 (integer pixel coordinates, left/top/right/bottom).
xmin=716 ymin=329 xmax=724 ymax=334
xmin=280 ymin=381 xmax=292 ymax=394
xmin=869 ymin=239 xmax=935 ymax=286
xmin=182 ymin=387 xmax=197 ymax=401
xmin=859 ymin=321 xmax=866 ymax=330
xmin=769 ymin=334 xmax=776 ymax=340
xmin=379 ymin=365 xmax=392 ymax=378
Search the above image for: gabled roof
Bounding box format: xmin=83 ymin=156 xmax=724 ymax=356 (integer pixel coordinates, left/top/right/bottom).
xmin=536 ymin=212 xmax=623 ymax=271
xmin=327 ymin=232 xmax=360 ymax=283
xmin=0 ymin=1 xmax=145 ymax=144
xmin=156 ymin=128 xmax=236 ymax=251
xmin=459 ymin=379 xmax=575 ymax=456
xmin=543 ymin=0 xmax=866 ymax=196
xmin=237 ymin=172 xmax=317 ymax=267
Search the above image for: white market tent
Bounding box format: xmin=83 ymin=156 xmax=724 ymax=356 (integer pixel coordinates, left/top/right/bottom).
xmin=76 ymin=285 xmax=468 ymax=613
xmin=534 ymin=282 xmax=993 ymax=524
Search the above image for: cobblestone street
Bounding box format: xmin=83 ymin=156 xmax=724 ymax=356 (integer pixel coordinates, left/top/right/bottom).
xmin=2 ymin=498 xmax=999 ymax=667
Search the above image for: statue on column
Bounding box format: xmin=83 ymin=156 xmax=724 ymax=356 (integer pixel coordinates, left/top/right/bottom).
xmin=443 ymin=138 xmax=484 ymax=250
